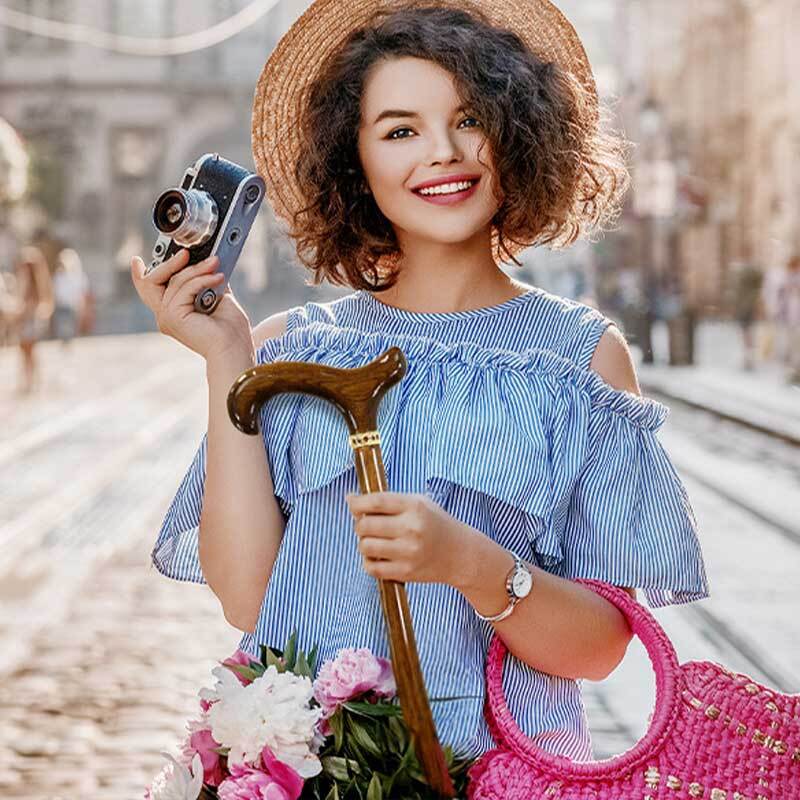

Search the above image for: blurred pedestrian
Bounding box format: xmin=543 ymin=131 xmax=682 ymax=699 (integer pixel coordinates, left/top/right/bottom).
xmin=730 ymin=261 xmax=763 ymax=371
xmin=11 ymin=245 xmax=54 ymax=394
xmin=780 ymin=254 xmax=800 ymax=384
xmin=52 ymin=247 xmax=89 ymax=347
xmin=0 ymin=270 xmax=18 ymax=348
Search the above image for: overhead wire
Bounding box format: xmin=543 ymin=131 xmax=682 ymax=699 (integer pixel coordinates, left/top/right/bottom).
xmin=0 ymin=0 xmax=281 ymax=56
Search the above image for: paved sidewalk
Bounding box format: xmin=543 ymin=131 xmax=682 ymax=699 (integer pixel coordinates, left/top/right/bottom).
xmin=637 ymin=320 xmax=800 ymax=443
xmin=0 ymin=526 xmax=240 ymax=800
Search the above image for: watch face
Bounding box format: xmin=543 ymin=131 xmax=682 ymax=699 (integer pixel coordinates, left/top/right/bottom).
xmin=512 ymin=568 xmax=533 ymax=598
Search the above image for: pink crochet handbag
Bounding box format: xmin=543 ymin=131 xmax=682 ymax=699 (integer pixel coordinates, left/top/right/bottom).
xmin=467 ymin=579 xmax=800 ymax=800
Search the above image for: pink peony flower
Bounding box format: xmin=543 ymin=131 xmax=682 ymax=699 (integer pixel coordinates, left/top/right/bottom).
xmin=261 ymin=748 xmax=303 ymax=798
xmin=222 ymin=649 xmax=258 ymax=686
xmin=216 ymin=753 xmax=303 ymax=800
xmin=312 ymin=648 xmax=396 ymax=720
xmin=187 ymin=728 xmax=227 ymax=787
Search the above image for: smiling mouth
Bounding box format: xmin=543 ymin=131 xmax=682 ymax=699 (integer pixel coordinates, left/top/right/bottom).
xmin=413 ymin=178 xmax=480 ymax=197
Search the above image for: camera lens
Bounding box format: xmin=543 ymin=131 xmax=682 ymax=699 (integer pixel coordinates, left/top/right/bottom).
xmin=153 ymin=188 xmax=219 ymax=247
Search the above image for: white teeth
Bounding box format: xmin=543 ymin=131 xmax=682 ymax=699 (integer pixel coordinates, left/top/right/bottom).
xmin=417 ymin=180 xmax=476 ymax=196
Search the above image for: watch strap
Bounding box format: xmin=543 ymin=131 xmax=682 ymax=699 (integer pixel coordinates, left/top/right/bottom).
xmin=475 ymin=552 xmax=526 ymax=623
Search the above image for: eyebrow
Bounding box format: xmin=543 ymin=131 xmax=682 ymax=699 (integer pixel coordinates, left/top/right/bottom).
xmin=372 ymin=104 xmax=469 ymax=125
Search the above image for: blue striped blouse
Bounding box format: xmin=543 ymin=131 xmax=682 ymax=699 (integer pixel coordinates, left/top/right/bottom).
xmin=152 ymin=286 xmax=709 ymax=761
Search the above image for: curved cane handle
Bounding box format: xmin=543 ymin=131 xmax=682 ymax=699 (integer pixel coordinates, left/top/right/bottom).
xmin=227 ymin=347 xmax=456 ymax=798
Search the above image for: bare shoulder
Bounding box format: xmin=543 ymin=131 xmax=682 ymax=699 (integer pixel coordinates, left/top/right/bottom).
xmin=589 ymin=324 xmax=641 ymax=395
xmin=251 ymin=310 xmax=290 ymax=350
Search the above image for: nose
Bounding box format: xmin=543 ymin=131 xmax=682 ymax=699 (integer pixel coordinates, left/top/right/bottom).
xmin=425 ymin=127 xmax=463 ymax=166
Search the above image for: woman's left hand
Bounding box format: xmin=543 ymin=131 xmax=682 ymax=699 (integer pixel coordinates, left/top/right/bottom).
xmin=345 ymin=491 xmax=478 ymax=587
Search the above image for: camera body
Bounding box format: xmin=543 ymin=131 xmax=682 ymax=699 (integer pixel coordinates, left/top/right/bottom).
xmin=147 ymin=153 xmax=265 ymax=314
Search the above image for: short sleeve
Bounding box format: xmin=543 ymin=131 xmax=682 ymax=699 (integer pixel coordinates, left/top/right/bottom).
xmin=150 ymin=307 xmax=307 ymax=584
xmin=535 ymin=395 xmax=710 ymax=608
xmin=150 ymin=433 xmax=208 ymax=583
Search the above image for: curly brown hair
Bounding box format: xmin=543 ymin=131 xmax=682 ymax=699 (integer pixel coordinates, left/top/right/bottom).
xmin=289 ymin=4 xmax=630 ymax=291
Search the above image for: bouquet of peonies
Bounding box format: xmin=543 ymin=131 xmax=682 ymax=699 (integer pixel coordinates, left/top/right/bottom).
xmin=145 ymin=633 xmax=475 ymax=800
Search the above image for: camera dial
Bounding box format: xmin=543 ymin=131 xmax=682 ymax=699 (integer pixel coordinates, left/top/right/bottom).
xmin=153 ymin=188 xmax=219 ymax=248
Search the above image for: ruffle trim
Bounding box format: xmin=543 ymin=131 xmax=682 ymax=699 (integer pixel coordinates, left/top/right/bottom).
xmin=257 ymin=321 xmax=669 ymax=430
xmin=252 ymin=322 xmax=668 ymax=518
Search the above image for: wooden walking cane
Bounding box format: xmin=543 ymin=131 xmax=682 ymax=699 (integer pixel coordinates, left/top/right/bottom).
xmin=227 ymin=346 xmax=456 ymax=798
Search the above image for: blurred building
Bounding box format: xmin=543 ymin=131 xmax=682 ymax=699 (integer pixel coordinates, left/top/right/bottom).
xmin=619 ymin=0 xmax=800 ymax=316
xmin=0 ymin=0 xmax=314 ymax=329
xmin=515 ymin=0 xmax=621 ymax=302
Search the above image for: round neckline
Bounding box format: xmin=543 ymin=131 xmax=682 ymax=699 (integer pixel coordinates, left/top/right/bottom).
xmin=356 ymin=286 xmax=540 ymax=322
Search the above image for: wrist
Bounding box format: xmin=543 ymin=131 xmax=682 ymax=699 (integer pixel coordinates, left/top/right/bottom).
xmin=205 ymin=344 xmax=256 ymax=374
xmin=452 ymin=526 xmax=512 ymax=596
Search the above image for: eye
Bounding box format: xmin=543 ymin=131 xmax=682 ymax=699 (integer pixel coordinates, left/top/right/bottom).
xmin=460 ymin=116 xmax=482 ymax=129
xmin=387 ymin=127 xmax=414 ymax=141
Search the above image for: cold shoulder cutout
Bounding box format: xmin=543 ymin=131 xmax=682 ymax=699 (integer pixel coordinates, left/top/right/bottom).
xmin=151 ymin=288 xmax=709 ymax=761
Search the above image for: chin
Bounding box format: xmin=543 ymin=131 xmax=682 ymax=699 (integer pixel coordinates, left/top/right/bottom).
xmin=417 ymin=224 xmax=493 ymax=246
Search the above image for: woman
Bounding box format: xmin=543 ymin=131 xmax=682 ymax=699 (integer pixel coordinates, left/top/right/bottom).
xmin=133 ymin=0 xmax=709 ymax=770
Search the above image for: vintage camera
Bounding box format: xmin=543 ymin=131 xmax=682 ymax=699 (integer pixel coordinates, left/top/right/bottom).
xmin=146 ymin=153 xmax=265 ymax=314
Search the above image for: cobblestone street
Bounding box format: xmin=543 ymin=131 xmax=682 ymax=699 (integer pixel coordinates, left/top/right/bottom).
xmin=0 ymin=522 xmax=239 ymax=799
xmin=0 ymin=332 xmax=798 ymax=799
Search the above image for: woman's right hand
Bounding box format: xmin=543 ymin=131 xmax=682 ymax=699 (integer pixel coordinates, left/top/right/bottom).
xmin=130 ymin=249 xmax=254 ymax=362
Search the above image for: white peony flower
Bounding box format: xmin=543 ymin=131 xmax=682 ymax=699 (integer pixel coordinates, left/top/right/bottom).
xmin=199 ymin=664 xmax=324 ymax=778
xmin=147 ymin=752 xmax=203 ymax=800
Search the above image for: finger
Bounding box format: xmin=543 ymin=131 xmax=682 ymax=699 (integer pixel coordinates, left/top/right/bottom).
xmin=163 ymin=255 xmax=220 ymax=305
xmin=144 ymin=248 xmax=191 ymax=286
xmin=130 ymin=256 xmax=164 ymax=308
xmin=353 ymin=513 xmax=400 ymax=540
xmin=358 ymin=536 xmax=406 ymax=559
xmin=362 ymin=557 xmax=402 ymax=582
xmin=168 ymin=271 xmax=226 ymax=309
xmin=345 ymin=491 xmax=411 ymax=516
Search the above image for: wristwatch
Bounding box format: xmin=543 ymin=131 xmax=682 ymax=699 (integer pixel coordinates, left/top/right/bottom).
xmin=475 ymin=551 xmax=534 ymax=623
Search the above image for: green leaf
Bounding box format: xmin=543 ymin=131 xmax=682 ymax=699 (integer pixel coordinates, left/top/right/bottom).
xmin=247 ymin=658 xmax=266 ymax=674
xmin=343 ymin=701 xmax=402 ymax=719
xmin=225 ymin=663 xmax=261 ymax=683
xmin=322 ymin=756 xmax=362 ymax=781
xmin=386 ymin=716 xmax=408 ymax=751
xmin=366 ymin=773 xmax=383 ymax=800
xmin=323 ymin=784 xmax=339 ymax=800
xmin=262 ymin=648 xmax=282 ymax=671
xmin=295 ymin=650 xmax=312 ymax=679
xmin=284 ymin=631 xmax=298 ymax=671
xmin=307 ymin=643 xmax=319 ymax=674
xmin=346 ymin=720 xmax=383 ymax=759
xmin=329 ymin=710 xmax=344 ymax=753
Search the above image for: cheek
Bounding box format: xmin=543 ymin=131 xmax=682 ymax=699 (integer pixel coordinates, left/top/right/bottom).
xmin=362 ymin=149 xmax=410 ymax=200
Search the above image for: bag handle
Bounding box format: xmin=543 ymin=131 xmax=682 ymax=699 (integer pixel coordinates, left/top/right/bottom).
xmin=483 ymin=579 xmax=683 ymax=778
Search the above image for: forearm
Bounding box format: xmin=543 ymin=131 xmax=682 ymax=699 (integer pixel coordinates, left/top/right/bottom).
xmin=454 ymin=528 xmax=633 ymax=681
xmin=200 ymin=348 xmax=285 ymax=631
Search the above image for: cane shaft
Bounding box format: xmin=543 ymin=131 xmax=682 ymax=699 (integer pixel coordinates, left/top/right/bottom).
xmin=350 ymin=439 xmax=454 ymax=797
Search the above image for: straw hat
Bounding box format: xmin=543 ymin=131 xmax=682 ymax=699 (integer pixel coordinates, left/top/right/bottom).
xmin=251 ymin=0 xmax=598 ymax=262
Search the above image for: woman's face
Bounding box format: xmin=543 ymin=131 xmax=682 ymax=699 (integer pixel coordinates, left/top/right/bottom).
xmin=357 ymin=56 xmax=502 ymax=251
